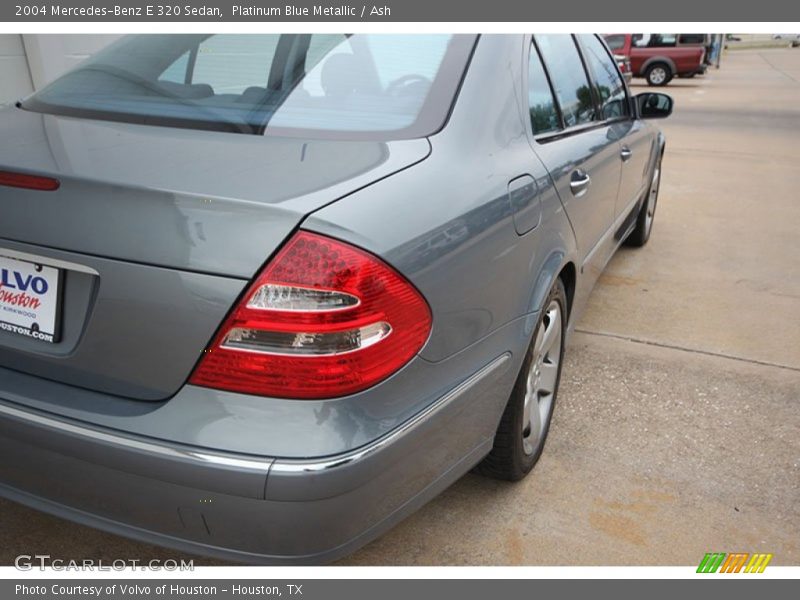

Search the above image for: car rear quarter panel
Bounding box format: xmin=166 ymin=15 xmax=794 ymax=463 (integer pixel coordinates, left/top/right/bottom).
xmin=304 ymin=34 xmax=579 ymax=364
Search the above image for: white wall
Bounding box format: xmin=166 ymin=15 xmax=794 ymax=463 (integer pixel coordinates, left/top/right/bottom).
xmin=0 ymin=35 xmax=33 ymax=106
xmin=0 ymin=34 xmax=121 ymax=106
xmin=22 ymin=34 xmax=122 ymax=89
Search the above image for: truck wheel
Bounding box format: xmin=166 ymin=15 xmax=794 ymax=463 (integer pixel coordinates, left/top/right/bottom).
xmin=474 ymin=279 xmax=566 ymax=481
xmin=645 ymin=63 xmax=672 ymax=86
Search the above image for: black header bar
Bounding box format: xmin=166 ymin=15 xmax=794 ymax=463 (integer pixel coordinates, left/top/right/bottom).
xmin=3 ymin=0 xmax=799 ymax=22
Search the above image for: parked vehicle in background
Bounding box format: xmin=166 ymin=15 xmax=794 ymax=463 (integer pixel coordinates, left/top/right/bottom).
xmin=614 ymin=53 xmax=633 ymax=83
xmin=773 ymin=34 xmax=800 ymax=47
xmin=0 ymin=33 xmax=671 ymax=564
xmin=604 ymin=33 xmax=707 ymax=86
xmin=675 ymin=33 xmax=715 ymax=67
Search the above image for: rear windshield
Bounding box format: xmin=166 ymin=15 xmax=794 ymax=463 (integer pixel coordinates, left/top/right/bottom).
xmin=21 ymin=34 xmax=477 ymax=139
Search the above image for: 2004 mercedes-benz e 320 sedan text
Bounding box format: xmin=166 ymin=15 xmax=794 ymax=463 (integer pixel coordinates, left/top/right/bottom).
xmin=0 ymin=34 xmax=671 ymax=563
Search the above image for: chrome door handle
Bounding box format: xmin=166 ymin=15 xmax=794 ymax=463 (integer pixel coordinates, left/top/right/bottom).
xmin=569 ymin=169 xmax=591 ymax=197
xmin=620 ymin=146 xmax=633 ymax=162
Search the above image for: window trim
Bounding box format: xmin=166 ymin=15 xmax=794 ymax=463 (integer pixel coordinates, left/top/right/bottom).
xmin=574 ymin=34 xmax=632 ymax=125
xmin=528 ymin=36 xmax=565 ymax=134
xmin=525 ymin=34 xmax=606 ymax=145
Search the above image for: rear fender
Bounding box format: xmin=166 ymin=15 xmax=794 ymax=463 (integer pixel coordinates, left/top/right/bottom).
xmin=640 ymin=55 xmax=677 ymax=75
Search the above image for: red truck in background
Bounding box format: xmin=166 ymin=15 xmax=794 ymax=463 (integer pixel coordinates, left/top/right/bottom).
xmin=603 ymin=34 xmax=707 ymax=86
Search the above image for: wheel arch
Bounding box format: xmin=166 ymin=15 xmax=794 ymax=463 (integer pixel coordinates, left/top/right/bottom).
xmin=640 ymin=56 xmax=676 ymax=76
xmin=558 ymin=261 xmax=577 ymax=322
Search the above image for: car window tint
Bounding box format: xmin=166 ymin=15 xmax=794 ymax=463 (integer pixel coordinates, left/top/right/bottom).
xmin=22 ymin=34 xmax=475 ymax=139
xmin=305 ymin=33 xmax=351 ymax=78
xmin=189 ymin=34 xmax=279 ymax=94
xmin=604 ymin=35 xmax=626 ymax=51
xmin=579 ymin=35 xmax=629 ymax=120
xmin=678 ymin=34 xmax=707 ymax=45
xmin=160 ymin=50 xmax=189 ymax=84
xmin=527 ymin=42 xmax=561 ymax=135
xmin=298 ymin=34 xmax=449 ymax=98
xmin=271 ymin=34 xmax=451 ymax=131
xmin=535 ymin=35 xmax=596 ymax=127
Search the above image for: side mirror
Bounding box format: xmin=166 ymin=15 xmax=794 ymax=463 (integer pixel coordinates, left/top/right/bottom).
xmin=636 ymin=92 xmax=673 ymax=119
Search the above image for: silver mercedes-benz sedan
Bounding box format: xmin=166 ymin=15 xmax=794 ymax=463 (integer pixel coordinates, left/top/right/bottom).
xmin=0 ymin=34 xmax=670 ymax=563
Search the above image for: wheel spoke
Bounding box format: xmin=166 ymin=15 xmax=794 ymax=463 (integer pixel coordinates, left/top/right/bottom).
xmin=645 ymin=164 xmax=660 ymax=231
xmin=532 ymin=324 xmax=545 ymax=355
xmin=521 ymin=298 xmax=563 ymax=456
xmin=528 ymin=393 xmax=542 ymax=446
xmin=539 ymin=362 xmax=559 ymax=395
xmin=540 ymin=309 xmax=561 ymax=355
xmin=522 ymin=370 xmax=534 ymax=428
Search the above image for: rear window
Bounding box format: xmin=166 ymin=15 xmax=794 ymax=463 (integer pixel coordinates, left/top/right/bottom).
xmin=21 ymin=34 xmax=476 ymax=140
xmin=604 ymin=35 xmax=626 ymax=51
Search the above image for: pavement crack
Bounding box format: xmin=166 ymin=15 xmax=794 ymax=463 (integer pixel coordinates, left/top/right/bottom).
xmin=574 ymin=328 xmax=800 ymax=373
xmin=757 ymin=52 xmax=800 ymax=84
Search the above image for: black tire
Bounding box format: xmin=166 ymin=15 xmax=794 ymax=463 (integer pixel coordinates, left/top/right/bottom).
xmin=645 ymin=62 xmax=673 ymax=86
xmin=625 ymin=154 xmax=662 ymax=247
xmin=474 ymin=279 xmax=567 ymax=481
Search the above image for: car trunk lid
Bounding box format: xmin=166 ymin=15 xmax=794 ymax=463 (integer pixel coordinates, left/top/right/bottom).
xmin=0 ymin=109 xmax=430 ymax=400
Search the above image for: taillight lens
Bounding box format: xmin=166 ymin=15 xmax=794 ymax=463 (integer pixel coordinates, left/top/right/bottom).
xmin=0 ymin=170 xmax=60 ymax=191
xmin=189 ymin=231 xmax=432 ymax=399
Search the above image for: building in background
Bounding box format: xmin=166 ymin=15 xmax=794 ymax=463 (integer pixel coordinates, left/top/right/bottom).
xmin=0 ymin=34 xmax=120 ymax=106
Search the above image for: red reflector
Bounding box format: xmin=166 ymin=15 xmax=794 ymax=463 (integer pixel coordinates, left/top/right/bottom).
xmin=189 ymin=231 xmax=432 ymax=399
xmin=0 ymin=170 xmax=60 ymax=191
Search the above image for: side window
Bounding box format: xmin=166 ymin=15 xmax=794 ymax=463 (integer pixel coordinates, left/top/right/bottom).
xmin=604 ymin=35 xmax=626 ymax=51
xmin=534 ymin=35 xmax=596 ymax=128
xmin=653 ymin=34 xmax=678 ymax=47
xmin=678 ymin=34 xmax=706 ymax=45
xmin=579 ymin=35 xmax=629 ymax=121
xmin=633 ymin=34 xmax=677 ymax=48
xmin=527 ymin=42 xmax=561 ymax=135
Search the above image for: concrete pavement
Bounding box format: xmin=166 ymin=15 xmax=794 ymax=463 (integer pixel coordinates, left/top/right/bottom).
xmin=1 ymin=48 xmax=798 ymax=567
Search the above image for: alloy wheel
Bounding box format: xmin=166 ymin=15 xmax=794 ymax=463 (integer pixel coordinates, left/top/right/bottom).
xmin=649 ymin=67 xmax=667 ymax=85
xmin=645 ymin=162 xmax=661 ymax=235
xmin=522 ymin=299 xmax=562 ymax=455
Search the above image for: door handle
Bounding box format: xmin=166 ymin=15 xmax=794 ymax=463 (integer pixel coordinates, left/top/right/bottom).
xmin=569 ymin=169 xmax=591 ymax=197
xmin=620 ymin=146 xmax=633 ymax=162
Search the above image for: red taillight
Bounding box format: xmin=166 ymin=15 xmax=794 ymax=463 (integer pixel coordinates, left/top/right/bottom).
xmin=189 ymin=231 xmax=432 ymax=399
xmin=0 ymin=170 xmax=60 ymax=191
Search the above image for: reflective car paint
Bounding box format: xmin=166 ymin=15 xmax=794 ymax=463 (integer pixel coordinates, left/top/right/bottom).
xmin=0 ymin=34 xmax=666 ymax=563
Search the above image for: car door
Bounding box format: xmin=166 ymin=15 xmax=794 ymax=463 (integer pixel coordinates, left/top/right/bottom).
xmin=577 ymin=34 xmax=654 ymax=220
xmin=527 ymin=34 xmax=622 ymax=277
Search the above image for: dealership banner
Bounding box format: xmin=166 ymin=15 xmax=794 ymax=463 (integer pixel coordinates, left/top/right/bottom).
xmin=3 ymin=579 xmax=798 ymax=599
xmin=3 ymin=0 xmax=799 ymax=21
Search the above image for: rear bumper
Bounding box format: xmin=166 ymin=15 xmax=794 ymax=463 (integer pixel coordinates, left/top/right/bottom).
xmin=0 ymin=354 xmax=512 ymax=564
